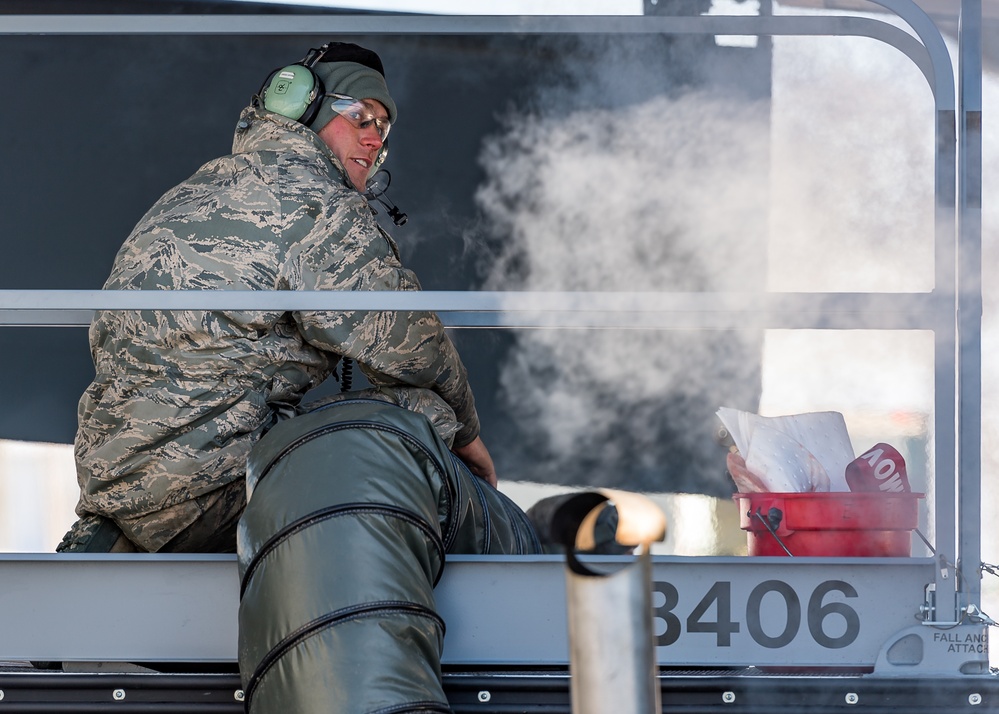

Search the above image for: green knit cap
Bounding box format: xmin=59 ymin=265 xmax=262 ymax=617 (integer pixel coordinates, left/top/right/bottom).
xmin=311 ymin=60 xmax=397 ymax=132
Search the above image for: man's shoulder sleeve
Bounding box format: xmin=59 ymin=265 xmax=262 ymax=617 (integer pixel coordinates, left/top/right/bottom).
xmin=290 ymin=191 xmax=416 ymax=292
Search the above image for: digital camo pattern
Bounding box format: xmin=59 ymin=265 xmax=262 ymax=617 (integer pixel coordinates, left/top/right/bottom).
xmin=73 ymin=105 xmax=478 ymax=552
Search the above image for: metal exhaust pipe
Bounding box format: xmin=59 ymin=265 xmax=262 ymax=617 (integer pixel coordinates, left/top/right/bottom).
xmin=553 ymin=490 xmax=667 ymax=714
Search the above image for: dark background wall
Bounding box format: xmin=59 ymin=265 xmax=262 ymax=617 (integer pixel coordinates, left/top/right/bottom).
xmin=0 ymin=1 xmax=772 ymax=497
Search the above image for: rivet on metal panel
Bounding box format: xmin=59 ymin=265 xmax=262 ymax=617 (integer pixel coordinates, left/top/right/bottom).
xmin=722 ymin=691 xmax=736 ymax=703
xmin=970 ymin=693 xmax=983 ymax=705
xmin=0 ymin=689 xmax=4 ymax=701
xmin=845 ymin=692 xmax=859 ymax=705
xmin=112 ymin=688 xmax=126 ymax=701
xmin=477 ymin=690 xmax=492 ymax=703
xmin=235 ymin=690 xmax=246 ymax=702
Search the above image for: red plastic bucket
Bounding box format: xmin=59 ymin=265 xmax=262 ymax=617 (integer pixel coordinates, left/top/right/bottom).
xmin=733 ymin=491 xmax=924 ymax=557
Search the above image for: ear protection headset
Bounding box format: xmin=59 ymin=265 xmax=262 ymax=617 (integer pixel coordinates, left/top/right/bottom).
xmin=259 ymin=45 xmax=329 ymax=126
xmin=259 ymin=43 xmax=391 ymax=179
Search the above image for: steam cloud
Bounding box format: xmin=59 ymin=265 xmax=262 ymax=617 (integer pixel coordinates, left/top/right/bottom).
xmin=473 ymin=38 xmax=771 ymax=496
xmin=768 ymin=11 xmax=935 ymax=293
xmin=472 ymin=7 xmax=958 ymax=501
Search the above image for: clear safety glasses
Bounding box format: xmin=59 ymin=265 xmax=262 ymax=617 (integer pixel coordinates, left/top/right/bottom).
xmin=326 ymin=94 xmax=392 ymax=141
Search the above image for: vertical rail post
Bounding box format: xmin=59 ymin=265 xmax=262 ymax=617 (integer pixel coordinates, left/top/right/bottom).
xmin=958 ymin=0 xmax=984 ymax=634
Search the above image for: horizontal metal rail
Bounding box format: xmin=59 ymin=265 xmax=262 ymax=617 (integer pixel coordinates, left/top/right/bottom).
xmin=0 ymin=553 xmax=941 ymax=670
xmin=0 ymin=14 xmax=947 ymax=105
xmin=0 ymin=289 xmax=951 ymax=330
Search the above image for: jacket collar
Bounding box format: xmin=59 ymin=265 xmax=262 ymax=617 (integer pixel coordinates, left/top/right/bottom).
xmin=231 ymin=104 xmax=353 ymax=190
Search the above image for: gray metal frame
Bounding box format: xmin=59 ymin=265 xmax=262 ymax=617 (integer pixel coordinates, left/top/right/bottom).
xmin=0 ymin=2 xmax=987 ymax=673
xmin=0 ymin=553 xmax=952 ymax=670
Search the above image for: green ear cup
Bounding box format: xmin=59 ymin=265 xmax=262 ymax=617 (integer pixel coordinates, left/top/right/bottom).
xmin=262 ymin=64 xmax=318 ymax=121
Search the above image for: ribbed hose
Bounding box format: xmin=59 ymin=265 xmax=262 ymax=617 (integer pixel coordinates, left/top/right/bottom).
xmin=237 ymin=399 xmax=540 ymax=714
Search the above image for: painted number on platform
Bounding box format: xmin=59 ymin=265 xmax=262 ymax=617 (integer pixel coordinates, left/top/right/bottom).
xmin=653 ymin=580 xmax=861 ymax=649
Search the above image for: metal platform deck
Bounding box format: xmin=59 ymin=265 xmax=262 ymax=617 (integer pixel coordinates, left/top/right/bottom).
xmin=2 ymin=663 xmax=998 ymax=713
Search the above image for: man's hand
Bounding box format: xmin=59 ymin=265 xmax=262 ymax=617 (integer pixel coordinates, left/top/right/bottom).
xmin=452 ymin=436 xmax=497 ymax=488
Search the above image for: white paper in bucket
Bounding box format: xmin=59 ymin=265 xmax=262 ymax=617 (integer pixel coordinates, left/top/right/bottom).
xmin=717 ymin=407 xmax=855 ymax=492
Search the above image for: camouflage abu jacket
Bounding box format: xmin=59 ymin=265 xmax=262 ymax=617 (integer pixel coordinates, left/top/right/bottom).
xmin=73 ymin=104 xmax=479 ymax=547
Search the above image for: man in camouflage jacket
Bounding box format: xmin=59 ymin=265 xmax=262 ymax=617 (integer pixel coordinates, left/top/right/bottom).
xmin=60 ymin=42 xmax=493 ymax=553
